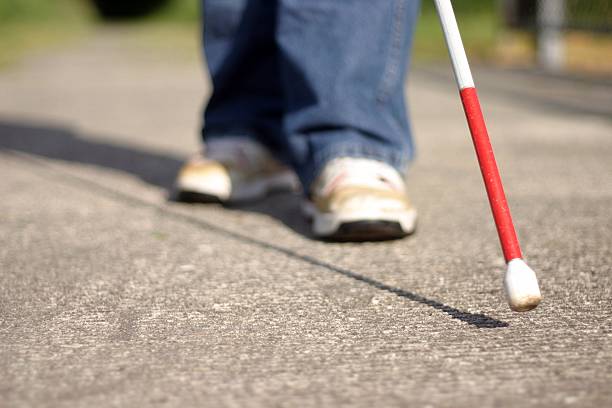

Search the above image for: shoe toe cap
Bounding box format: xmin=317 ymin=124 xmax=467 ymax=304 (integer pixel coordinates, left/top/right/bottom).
xmin=323 ymin=187 xmax=412 ymax=213
xmin=176 ymin=162 xmax=232 ymax=199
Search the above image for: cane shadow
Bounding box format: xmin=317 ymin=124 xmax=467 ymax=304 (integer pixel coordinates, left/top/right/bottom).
xmin=0 ymin=119 xmax=508 ymax=329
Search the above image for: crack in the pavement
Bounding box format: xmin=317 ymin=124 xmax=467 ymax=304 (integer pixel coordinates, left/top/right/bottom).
xmin=7 ymin=150 xmax=509 ymax=329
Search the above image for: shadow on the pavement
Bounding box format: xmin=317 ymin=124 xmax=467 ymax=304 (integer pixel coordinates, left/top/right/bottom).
xmin=0 ymin=119 xmax=312 ymax=237
xmin=1 ymin=119 xmax=509 ymax=329
xmin=0 ymin=120 xmax=183 ymax=189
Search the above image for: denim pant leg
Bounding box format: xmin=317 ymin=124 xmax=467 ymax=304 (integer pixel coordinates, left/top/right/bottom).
xmin=276 ymin=0 xmax=420 ymax=190
xmin=202 ymin=0 xmax=288 ymax=158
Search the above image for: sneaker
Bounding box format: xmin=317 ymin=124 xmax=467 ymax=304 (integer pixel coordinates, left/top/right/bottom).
xmin=306 ymin=158 xmax=417 ymax=241
xmin=174 ymin=138 xmax=299 ymax=203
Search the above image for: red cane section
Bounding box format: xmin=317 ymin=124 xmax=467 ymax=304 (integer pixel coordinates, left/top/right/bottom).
xmin=459 ymin=87 xmax=523 ymax=262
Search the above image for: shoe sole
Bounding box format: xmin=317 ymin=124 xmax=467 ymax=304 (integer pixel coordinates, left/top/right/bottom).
xmin=324 ymin=220 xmax=414 ymax=242
xmin=305 ymin=203 xmax=417 ymax=242
xmin=173 ymin=191 xmax=223 ymax=204
xmin=174 ymin=171 xmax=298 ymax=204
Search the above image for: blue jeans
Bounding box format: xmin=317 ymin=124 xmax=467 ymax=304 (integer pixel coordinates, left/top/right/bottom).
xmin=202 ymin=0 xmax=420 ymax=191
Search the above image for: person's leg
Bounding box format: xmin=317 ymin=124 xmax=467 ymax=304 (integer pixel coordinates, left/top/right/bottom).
xmin=175 ymin=0 xmax=297 ymax=203
xmin=276 ymin=0 xmax=420 ymax=191
xmin=202 ymin=0 xmax=287 ymax=157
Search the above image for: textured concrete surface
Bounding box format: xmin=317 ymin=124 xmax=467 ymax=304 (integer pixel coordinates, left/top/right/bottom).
xmin=1 ymin=28 xmax=611 ymax=407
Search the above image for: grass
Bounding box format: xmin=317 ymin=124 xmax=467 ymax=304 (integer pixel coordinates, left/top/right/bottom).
xmin=146 ymin=0 xmax=199 ymax=22
xmin=103 ymin=0 xmax=200 ymax=62
xmin=136 ymin=0 xmax=501 ymax=63
xmin=0 ymin=0 xmax=499 ymax=67
xmin=146 ymin=0 xmax=502 ymax=63
xmin=0 ymin=0 xmax=200 ymax=67
xmin=2 ymin=0 xmax=609 ymax=76
xmin=414 ymin=1 xmax=501 ymax=62
xmin=0 ymin=0 xmax=92 ymax=67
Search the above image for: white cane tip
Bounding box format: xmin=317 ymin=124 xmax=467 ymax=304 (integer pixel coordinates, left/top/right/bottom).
xmin=504 ymin=259 xmax=542 ymax=312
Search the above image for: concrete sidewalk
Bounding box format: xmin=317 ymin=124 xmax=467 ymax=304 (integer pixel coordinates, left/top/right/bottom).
xmin=1 ymin=29 xmax=611 ymax=407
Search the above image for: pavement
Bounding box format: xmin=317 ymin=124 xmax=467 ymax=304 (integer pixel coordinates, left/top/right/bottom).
xmin=1 ymin=28 xmax=611 ymax=407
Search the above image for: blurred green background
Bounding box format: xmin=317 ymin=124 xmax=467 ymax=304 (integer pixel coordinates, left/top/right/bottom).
xmin=0 ymin=0 xmax=199 ymax=66
xmin=1 ymin=0 xmax=610 ymax=74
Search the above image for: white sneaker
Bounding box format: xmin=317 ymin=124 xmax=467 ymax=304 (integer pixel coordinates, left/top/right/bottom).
xmin=174 ymin=138 xmax=299 ymax=203
xmin=306 ymin=158 xmax=417 ymax=241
